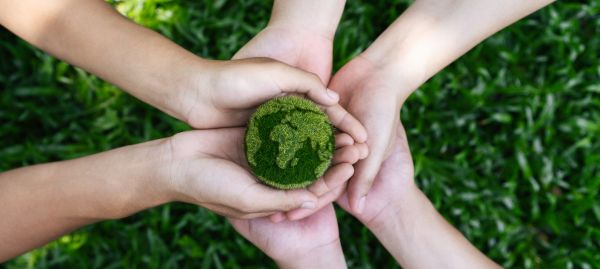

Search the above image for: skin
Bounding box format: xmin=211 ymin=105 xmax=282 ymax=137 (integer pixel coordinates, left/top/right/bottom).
xmin=0 ymin=0 xmax=367 ymax=141
xmin=0 ymin=0 xmax=556 ymax=266
xmin=0 ymin=128 xmax=360 ymax=262
xmin=336 ymin=122 xmax=502 ymax=269
xmin=0 ymin=0 xmax=367 ymax=260
xmin=231 ymin=0 xmax=554 ymax=267
xmin=231 ymin=1 xmax=351 ymax=268
xmin=334 ymin=0 xmax=557 ymax=215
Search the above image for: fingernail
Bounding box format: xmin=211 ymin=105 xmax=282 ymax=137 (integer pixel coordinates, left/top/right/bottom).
xmin=326 ymin=88 xmax=339 ymax=101
xmin=301 ymin=201 xmax=316 ymax=209
xmin=357 ymin=196 xmax=366 ymax=214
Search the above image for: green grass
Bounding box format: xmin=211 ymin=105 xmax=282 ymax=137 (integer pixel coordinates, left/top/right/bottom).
xmin=1 ymin=0 xmax=599 ymax=268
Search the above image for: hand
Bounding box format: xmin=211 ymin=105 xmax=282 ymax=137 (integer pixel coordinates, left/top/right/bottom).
xmin=336 ymin=122 xmax=415 ymax=226
xmin=328 ymin=55 xmax=412 ymax=215
xmin=233 ymin=5 xmax=370 ymax=220
xmin=234 ymin=26 xmax=333 ymax=83
xmin=229 ymin=205 xmax=346 ymax=269
xmin=177 ymin=58 xmax=367 ymax=146
xmin=165 ymin=128 xmax=361 ymax=219
xmin=337 ymin=124 xmax=501 ymax=269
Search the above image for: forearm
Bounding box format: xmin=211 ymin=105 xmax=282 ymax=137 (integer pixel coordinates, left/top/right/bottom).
xmin=268 ymin=0 xmax=346 ymax=38
xmin=0 ymin=139 xmax=172 ymax=261
xmin=276 ymin=239 xmax=347 ymax=269
xmin=367 ymin=187 xmax=500 ymax=269
xmin=362 ymin=0 xmax=555 ymax=98
xmin=0 ymin=0 xmax=204 ymax=121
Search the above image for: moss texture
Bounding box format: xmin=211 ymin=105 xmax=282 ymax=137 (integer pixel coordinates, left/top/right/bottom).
xmin=245 ymin=96 xmax=335 ymax=189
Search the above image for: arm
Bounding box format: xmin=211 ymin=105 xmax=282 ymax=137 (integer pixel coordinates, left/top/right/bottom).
xmin=0 ymin=0 xmax=197 ymax=121
xmin=234 ymin=0 xmax=346 ymax=82
xmin=363 ymin=0 xmax=557 ymax=98
xmin=269 ymin=0 xmax=345 ymax=38
xmin=368 ymin=188 xmax=500 ymax=268
xmin=0 ymin=139 xmax=172 ymax=261
xmin=0 ymin=0 xmax=366 ymax=141
xmin=333 ymin=0 xmax=555 ymax=214
xmin=337 ymin=124 xmax=501 ymax=268
xmin=0 ymin=129 xmax=326 ymax=262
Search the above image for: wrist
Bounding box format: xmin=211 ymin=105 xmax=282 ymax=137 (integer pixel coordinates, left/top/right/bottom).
xmin=275 ymin=239 xmax=346 ymax=269
xmin=268 ymin=0 xmax=345 ymax=39
xmin=54 ymin=138 xmax=174 ymax=220
xmin=366 ymin=184 xmax=424 ymax=240
xmin=169 ymin=57 xmax=215 ymax=127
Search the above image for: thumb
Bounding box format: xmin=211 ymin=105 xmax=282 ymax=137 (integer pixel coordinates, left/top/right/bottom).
xmin=241 ymin=184 xmax=319 ymax=213
xmin=346 ymin=139 xmax=389 ymax=215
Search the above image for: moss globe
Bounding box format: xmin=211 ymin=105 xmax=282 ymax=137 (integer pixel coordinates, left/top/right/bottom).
xmin=245 ymin=96 xmax=335 ymax=189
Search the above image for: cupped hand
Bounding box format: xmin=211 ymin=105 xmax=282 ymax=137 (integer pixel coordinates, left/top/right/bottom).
xmin=229 ymin=204 xmax=344 ymax=268
xmin=328 ymin=56 xmax=413 ymax=215
xmin=233 ymin=27 xmax=369 ymax=220
xmin=233 ymin=26 xmax=333 ymax=83
xmin=164 ymin=128 xmax=362 ymax=219
xmin=179 ymin=57 xmax=367 ymax=148
xmin=336 ymin=122 xmax=416 ymax=225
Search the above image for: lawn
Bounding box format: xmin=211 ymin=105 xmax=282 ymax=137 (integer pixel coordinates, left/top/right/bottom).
xmin=1 ymin=0 xmax=599 ymax=268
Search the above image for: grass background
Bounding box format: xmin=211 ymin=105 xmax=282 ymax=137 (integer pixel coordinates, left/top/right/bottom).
xmin=1 ymin=0 xmax=599 ymax=268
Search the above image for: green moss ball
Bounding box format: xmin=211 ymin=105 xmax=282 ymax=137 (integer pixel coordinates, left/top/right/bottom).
xmin=245 ymin=96 xmax=335 ymax=189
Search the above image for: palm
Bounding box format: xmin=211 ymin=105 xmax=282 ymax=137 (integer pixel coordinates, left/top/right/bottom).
xmin=168 ymin=128 xmax=317 ymax=219
xmin=337 ymin=123 xmax=415 ymax=224
xmin=229 ymin=204 xmax=339 ymax=261
xmin=328 ymin=56 xmax=404 ymax=211
xmin=234 ymin=26 xmax=333 ymax=83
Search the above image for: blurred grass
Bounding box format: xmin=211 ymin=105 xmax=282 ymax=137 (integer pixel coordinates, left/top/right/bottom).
xmin=1 ymin=0 xmax=599 ymax=268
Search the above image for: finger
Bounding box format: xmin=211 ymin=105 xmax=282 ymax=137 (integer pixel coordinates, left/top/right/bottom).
xmin=325 ymin=104 xmax=368 ymax=143
xmin=203 ymin=203 xmax=274 ymax=219
xmin=332 ymin=145 xmax=360 ymax=165
xmin=269 ymin=212 xmax=286 ymax=223
xmin=355 ymin=143 xmax=369 ymax=160
xmin=274 ymin=63 xmax=339 ymax=106
xmin=287 ymin=184 xmax=346 ymax=221
xmin=240 ymin=184 xmax=318 ymax=213
xmin=307 ymin=163 xmax=354 ymax=197
xmin=346 ymin=144 xmax=387 ymax=215
xmin=335 ymin=133 xmax=354 ymax=148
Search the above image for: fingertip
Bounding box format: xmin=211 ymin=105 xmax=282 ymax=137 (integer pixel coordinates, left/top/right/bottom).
xmin=356 ymin=128 xmax=368 ymax=144
xmin=326 ymin=88 xmax=340 ymax=103
xmin=332 ymin=146 xmax=360 ymax=165
xmin=335 ymin=133 xmax=354 ymax=148
xmin=270 ymin=212 xmax=286 ymax=223
xmin=356 ymin=143 xmax=369 ymax=159
xmin=286 ymin=208 xmax=313 ymax=221
xmin=323 ymin=163 xmax=354 ymax=191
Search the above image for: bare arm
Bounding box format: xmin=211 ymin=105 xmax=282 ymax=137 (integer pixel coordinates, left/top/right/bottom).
xmin=337 ymin=125 xmax=501 ymax=268
xmin=0 ymin=139 xmax=172 ymax=261
xmin=0 ymin=0 xmax=199 ymax=121
xmin=0 ymin=0 xmax=367 ymax=138
xmin=268 ymin=0 xmax=346 ymax=38
xmin=364 ymin=0 xmax=557 ymax=97
xmin=336 ymin=0 xmax=556 ymax=214
xmin=0 ymin=129 xmax=326 ymax=262
xmin=368 ymin=187 xmax=501 ymax=268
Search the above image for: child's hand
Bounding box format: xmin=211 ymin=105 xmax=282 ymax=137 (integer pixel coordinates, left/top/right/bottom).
xmin=229 ymin=205 xmax=346 ymax=268
xmin=233 ymin=26 xmax=333 ymax=83
xmin=164 ymin=128 xmax=362 ymax=219
xmin=176 ymin=58 xmax=367 ymax=146
xmin=326 ymin=56 xmax=410 ymax=215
